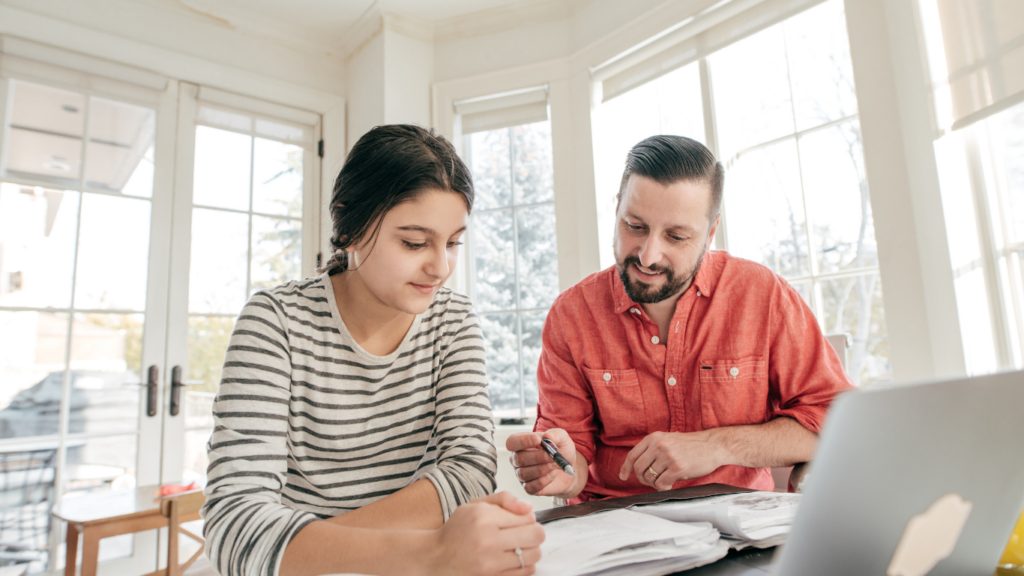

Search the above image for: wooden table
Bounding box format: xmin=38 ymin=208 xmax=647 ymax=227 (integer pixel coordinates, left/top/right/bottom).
xmin=52 ymin=485 xmax=201 ymax=576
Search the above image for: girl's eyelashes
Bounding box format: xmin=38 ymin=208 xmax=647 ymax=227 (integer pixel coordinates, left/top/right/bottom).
xmin=447 ymin=241 xmax=464 ymax=247
xmin=402 ymin=240 xmax=428 ymax=249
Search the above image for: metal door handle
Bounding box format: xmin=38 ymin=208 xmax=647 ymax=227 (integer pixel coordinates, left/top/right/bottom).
xmin=146 ymin=365 xmax=158 ymax=417
xmin=170 ymin=366 xmax=203 ymax=416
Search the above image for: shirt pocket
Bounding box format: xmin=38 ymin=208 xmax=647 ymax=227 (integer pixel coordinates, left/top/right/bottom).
xmin=698 ymin=355 xmax=769 ymax=429
xmin=584 ymin=368 xmax=648 ymax=439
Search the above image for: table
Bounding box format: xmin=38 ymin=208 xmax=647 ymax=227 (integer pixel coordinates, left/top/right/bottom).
xmin=52 ymin=485 xmax=201 ymax=576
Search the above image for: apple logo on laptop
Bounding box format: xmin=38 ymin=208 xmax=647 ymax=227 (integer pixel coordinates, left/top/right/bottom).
xmin=887 ymin=493 xmax=973 ymax=576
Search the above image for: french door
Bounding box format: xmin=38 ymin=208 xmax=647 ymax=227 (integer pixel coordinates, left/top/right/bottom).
xmin=0 ymin=57 xmax=319 ymax=575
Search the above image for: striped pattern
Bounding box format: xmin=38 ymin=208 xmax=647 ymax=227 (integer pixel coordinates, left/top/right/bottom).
xmin=201 ymin=274 xmax=496 ymax=576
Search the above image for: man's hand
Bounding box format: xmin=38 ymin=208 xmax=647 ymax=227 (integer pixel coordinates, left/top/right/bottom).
xmin=618 ymin=430 xmax=726 ymax=491
xmin=427 ymin=491 xmax=544 ymax=576
xmin=506 ymin=429 xmax=577 ymax=497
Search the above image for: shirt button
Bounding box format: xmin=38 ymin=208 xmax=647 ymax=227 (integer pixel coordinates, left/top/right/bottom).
xmin=668 ymin=377 xmax=677 ymax=386
xmin=730 ymin=367 xmax=739 ymax=377
xmin=651 ymin=336 xmax=660 ymax=345
xmin=696 ymin=290 xmax=702 ymax=297
xmin=603 ymin=372 xmax=611 ymax=382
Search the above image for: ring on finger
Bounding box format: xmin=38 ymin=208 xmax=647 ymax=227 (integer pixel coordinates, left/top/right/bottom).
xmin=646 ymin=466 xmax=660 ymax=479
xmin=514 ymin=547 xmax=524 ymax=569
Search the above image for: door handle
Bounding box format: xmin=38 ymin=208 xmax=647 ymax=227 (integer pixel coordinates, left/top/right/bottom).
xmin=170 ymin=366 xmax=204 ymax=417
xmin=146 ymin=365 xmax=158 ymax=417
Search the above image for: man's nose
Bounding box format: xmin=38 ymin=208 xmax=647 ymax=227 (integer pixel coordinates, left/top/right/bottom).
xmin=638 ymin=236 xmax=663 ymax=269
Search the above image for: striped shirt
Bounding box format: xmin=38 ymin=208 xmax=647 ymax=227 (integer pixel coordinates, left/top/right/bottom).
xmin=200 ymin=274 xmax=497 ymax=576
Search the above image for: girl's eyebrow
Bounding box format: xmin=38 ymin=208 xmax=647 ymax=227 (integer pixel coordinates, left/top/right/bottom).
xmin=397 ymin=225 xmax=467 ymax=236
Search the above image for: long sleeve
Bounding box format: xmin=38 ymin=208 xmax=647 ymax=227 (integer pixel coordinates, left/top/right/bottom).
xmin=420 ymin=297 xmax=498 ymax=519
xmin=201 ymin=293 xmax=317 ymax=576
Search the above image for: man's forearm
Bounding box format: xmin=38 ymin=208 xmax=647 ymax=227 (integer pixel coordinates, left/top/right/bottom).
xmin=325 ymin=478 xmax=444 ymax=530
xmin=712 ymin=416 xmax=817 ymax=469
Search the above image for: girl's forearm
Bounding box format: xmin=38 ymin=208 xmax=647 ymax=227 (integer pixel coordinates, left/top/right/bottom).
xmin=280 ymin=520 xmax=436 ymax=576
xmin=324 ymin=478 xmax=444 ymax=530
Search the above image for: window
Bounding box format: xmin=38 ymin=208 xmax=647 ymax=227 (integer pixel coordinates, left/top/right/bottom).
xmin=465 ymin=121 xmax=558 ymax=418
xmin=593 ymin=0 xmax=890 ymax=386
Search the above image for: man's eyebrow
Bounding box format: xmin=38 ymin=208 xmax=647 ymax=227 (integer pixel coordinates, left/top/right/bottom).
xmin=623 ymin=214 xmax=698 ymax=235
xmin=397 ymin=225 xmax=467 ymax=236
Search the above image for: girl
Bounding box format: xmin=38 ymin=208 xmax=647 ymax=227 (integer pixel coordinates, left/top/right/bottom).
xmin=202 ymin=125 xmax=543 ymax=576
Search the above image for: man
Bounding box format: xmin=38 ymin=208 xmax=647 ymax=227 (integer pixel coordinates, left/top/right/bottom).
xmin=507 ymin=135 xmax=854 ymax=504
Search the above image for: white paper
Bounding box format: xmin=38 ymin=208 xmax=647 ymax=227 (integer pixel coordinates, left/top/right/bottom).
xmin=633 ymin=492 xmax=800 ymax=541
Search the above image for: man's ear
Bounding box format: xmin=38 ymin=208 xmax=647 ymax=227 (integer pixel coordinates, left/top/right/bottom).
xmin=708 ymin=213 xmax=722 ymax=247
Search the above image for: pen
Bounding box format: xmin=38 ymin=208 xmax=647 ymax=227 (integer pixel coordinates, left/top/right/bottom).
xmin=541 ymin=438 xmax=575 ymax=477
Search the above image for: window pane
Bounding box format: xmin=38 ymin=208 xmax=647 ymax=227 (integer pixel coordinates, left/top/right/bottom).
xmin=519 ymin=310 xmax=547 ymax=416
xmin=67 ymin=313 xmax=143 ymax=435
xmin=516 ymin=205 xmax=558 ymax=309
xmin=250 ymin=216 xmax=302 ymax=295
xmin=189 ymin=208 xmax=248 ymax=315
xmin=801 ymin=121 xmax=877 ymax=274
xmin=819 ymin=274 xmax=891 ymax=386
xmin=592 ymin=62 xmax=705 ymax=269
xmin=85 ymin=98 xmax=156 ymax=197
xmin=74 ymin=193 xmax=151 ymax=311
xmin=0 ymin=184 xmax=79 ymax=309
xmin=710 ymin=25 xmax=795 ymax=158
xmin=252 ymin=138 xmax=303 ymax=217
xmin=0 ymin=444 xmax=57 ymax=574
xmin=789 ymin=280 xmax=813 ymax=309
xmin=5 ymin=81 xmax=84 ymax=187
xmin=472 ymin=210 xmax=515 ymax=312
xmin=785 ymin=0 xmax=859 ymax=131
xmin=183 ymin=428 xmax=212 ymax=484
xmin=992 ymin=102 xmax=1024 ymax=244
xmin=193 ymin=126 xmax=251 ymax=211
xmin=479 ymin=312 xmax=519 ymax=415
xmin=0 ymin=311 xmax=68 ymax=439
xmin=723 ymin=139 xmax=809 ymax=277
xmin=469 ymin=129 xmax=511 ymax=210
xmin=187 ymin=316 xmax=235 ymax=397
xmin=511 ymin=122 xmax=554 ymax=205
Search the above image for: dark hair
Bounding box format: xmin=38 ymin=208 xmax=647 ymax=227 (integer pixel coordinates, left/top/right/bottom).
xmin=617 ymin=135 xmax=724 ymax=221
xmin=319 ymin=125 xmax=474 ymax=275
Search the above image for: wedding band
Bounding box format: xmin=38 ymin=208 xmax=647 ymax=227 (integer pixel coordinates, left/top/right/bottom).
xmin=647 ymin=466 xmax=660 ymax=479
xmin=515 ymin=547 xmax=524 ymax=569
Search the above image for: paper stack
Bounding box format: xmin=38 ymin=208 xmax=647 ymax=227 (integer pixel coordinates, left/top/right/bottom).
xmin=536 ymin=508 xmax=727 ymax=576
xmin=634 ymin=491 xmax=801 ymax=550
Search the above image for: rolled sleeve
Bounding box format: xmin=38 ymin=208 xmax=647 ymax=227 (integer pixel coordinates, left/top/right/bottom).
xmin=201 ymin=293 xmax=317 ymax=576
xmin=768 ymin=281 xmax=856 ymax=433
xmin=533 ymin=297 xmax=599 ymax=464
xmin=421 ymin=308 xmax=497 ymax=519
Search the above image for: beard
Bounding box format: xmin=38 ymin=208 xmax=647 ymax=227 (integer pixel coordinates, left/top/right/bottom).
xmin=616 ymin=247 xmax=708 ymax=304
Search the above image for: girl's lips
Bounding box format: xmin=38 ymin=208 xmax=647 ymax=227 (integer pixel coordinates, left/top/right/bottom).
xmin=411 ymin=283 xmax=438 ymax=294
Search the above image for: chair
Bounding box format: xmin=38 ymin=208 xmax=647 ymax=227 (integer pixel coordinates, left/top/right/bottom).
xmin=142 ymin=490 xmax=205 ymax=576
xmin=0 ymin=445 xmax=58 ymax=572
xmin=771 ymin=333 xmax=851 ymax=493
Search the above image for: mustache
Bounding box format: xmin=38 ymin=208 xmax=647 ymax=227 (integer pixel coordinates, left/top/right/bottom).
xmin=623 ymin=255 xmax=671 ymax=275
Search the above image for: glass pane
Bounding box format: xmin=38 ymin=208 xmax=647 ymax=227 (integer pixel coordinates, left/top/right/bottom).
xmin=471 ymin=210 xmax=515 ymax=312
xmin=723 ymin=139 xmax=809 ymax=277
xmin=250 ymin=216 xmax=302 ymax=295
xmin=0 ymin=443 xmax=58 ymax=574
xmin=0 ymin=184 xmax=79 ymax=309
xmin=252 ymin=138 xmax=303 ymax=217
xmin=479 ymin=313 xmax=519 ymax=415
xmin=519 ymin=310 xmax=547 ymax=417
xmin=819 ymin=274 xmax=891 ymax=387
xmin=67 ymin=314 xmax=143 ymax=435
xmin=511 ymin=122 xmax=554 ymax=205
xmin=183 ymin=428 xmax=212 ymax=484
xmin=801 ymin=121 xmax=877 ymax=274
xmin=85 ymin=98 xmax=156 ymax=197
xmin=469 ymin=128 xmax=511 ymax=210
xmin=187 ymin=316 xmax=235 ymax=396
xmin=5 ymin=81 xmax=84 ymax=187
xmin=0 ymin=312 xmax=68 ymax=439
xmin=709 ymin=24 xmax=795 ymax=158
xmin=790 ymin=280 xmax=813 ymax=309
xmin=785 ymin=0 xmax=859 ymax=131
xmin=193 ymin=126 xmax=251 ymax=211
xmin=74 ymin=194 xmax=151 ymax=311
xmin=516 ymin=205 xmax=558 ymax=309
xmin=992 ymin=102 xmax=1024 ymax=244
xmin=189 ymin=209 xmax=248 ymax=315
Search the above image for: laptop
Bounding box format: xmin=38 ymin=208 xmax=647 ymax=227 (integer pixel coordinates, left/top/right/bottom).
xmin=690 ymin=369 xmax=1024 ymax=575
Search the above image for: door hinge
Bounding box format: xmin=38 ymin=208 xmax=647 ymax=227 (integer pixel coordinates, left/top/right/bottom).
xmin=318 ymin=140 xmax=324 ymax=158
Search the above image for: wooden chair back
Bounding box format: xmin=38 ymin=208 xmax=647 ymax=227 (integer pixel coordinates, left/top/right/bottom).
xmin=143 ymin=490 xmax=205 ymax=576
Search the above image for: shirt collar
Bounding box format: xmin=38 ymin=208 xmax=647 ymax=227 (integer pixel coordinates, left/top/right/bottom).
xmin=611 ymin=250 xmax=718 ymax=315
